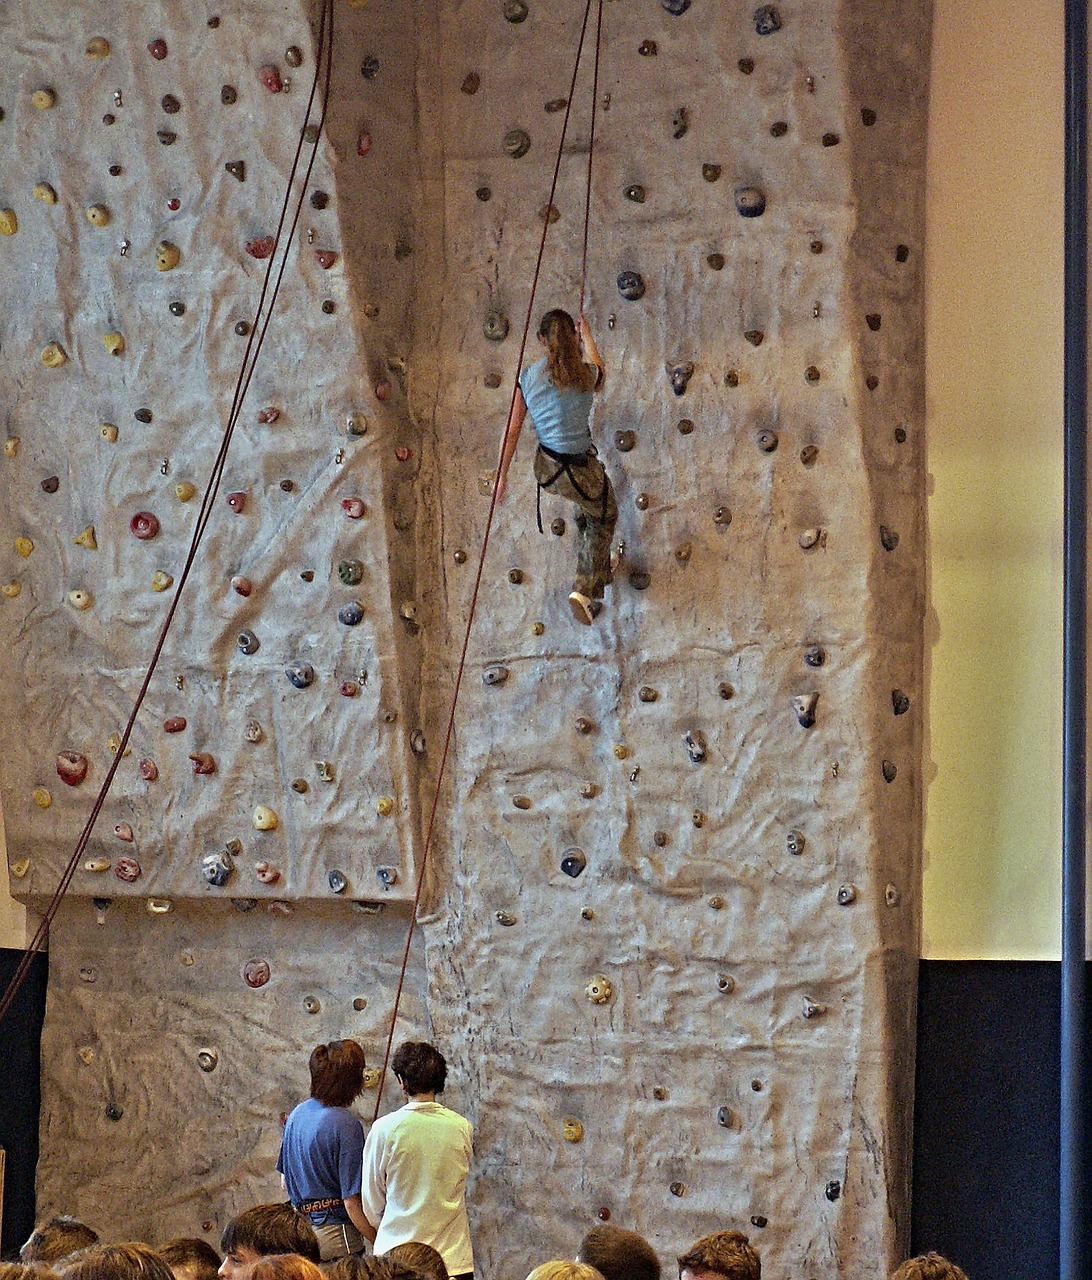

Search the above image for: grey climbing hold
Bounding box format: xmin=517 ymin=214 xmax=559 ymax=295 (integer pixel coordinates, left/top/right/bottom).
xmin=880 ymin=525 xmax=900 ymax=551
xmin=484 ymin=310 xmax=510 ymax=341
xmin=684 ymin=730 xmax=706 ymax=763
xmin=225 ymin=161 xmax=245 ymax=181
xmin=668 ymin=362 xmax=695 ymax=396
xmin=483 ymin=665 xmax=509 ymax=686
xmin=237 ymin=629 xmax=259 ymax=655
xmin=504 ymin=0 xmax=529 ymax=20
xmin=757 ymin=428 xmax=778 ymax=453
xmin=837 ymin=883 xmax=858 ymax=905
xmin=286 ymin=662 xmax=315 ymax=689
xmin=662 ymin=0 xmax=691 ymax=12
xmin=328 ymin=869 xmax=348 ymax=894
xmin=202 ymin=848 xmax=234 ymax=887
xmin=892 ymin=689 xmax=910 ymax=715
xmin=561 ymin=848 xmax=586 ymax=878
xmin=629 ymin=569 xmax=651 ymax=590
xmin=802 ymin=996 xmax=827 ymax=1018
xmin=615 ymin=429 xmax=636 ymax=452
xmin=503 ymin=128 xmax=531 ymax=158
xmin=805 ymin=645 xmax=825 ymax=668
xmin=338 ymin=559 xmax=364 ymax=585
xmin=754 ymin=5 xmax=782 ymax=34
xmin=717 ymin=1105 xmax=733 ymax=1126
xmin=338 ymin=601 xmax=365 ymax=626
xmin=624 ymin=184 xmax=647 ymax=203
xmin=792 ymin=692 xmax=818 ymax=728
xmin=735 ymin=186 xmax=766 ymax=217
xmin=197 ymin=1048 xmax=219 ymax=1072
xmin=787 ymin=830 xmax=806 ymax=856
xmin=882 ymin=759 xmax=898 ymax=782
xmin=672 ymin=107 xmax=689 ymax=139
xmin=617 ymin=271 xmax=645 ymax=301
xmin=376 ymin=866 xmax=399 ymax=888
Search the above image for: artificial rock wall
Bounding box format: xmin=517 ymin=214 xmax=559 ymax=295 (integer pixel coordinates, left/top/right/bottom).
xmin=0 ymin=2 xmax=930 ymax=1279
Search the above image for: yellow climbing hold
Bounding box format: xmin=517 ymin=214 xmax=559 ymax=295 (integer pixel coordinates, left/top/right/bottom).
xmin=32 ymin=182 xmax=58 ymax=204
xmin=146 ymin=897 xmax=172 ymax=914
xmin=42 ymin=342 xmax=67 ymax=368
xmin=151 ymin=570 xmax=174 ymax=592
xmin=31 ymin=87 xmax=56 ymax=110
xmin=106 ymin=732 xmax=131 ymax=757
xmin=32 ymin=787 xmax=52 ymax=808
xmin=612 ymin=744 xmax=629 ymax=760
xmin=174 ymin=481 xmax=196 ymax=502
xmin=14 ymin=536 xmax=33 ymax=558
xmin=0 ymin=209 xmax=18 ymax=236
xmin=253 ymin=805 xmax=279 ymax=831
xmin=100 ymin=423 xmax=118 ymax=442
xmin=68 ymin=588 xmax=93 ymax=611
xmin=1 ymin=581 xmax=21 ymax=599
xmin=10 ymin=858 xmax=30 ymax=879
xmin=155 ymin=241 xmax=181 ymax=271
xmin=86 ymin=203 xmax=110 ymax=227
xmin=84 ymin=857 xmax=110 ymax=872
xmin=77 ymin=1045 xmax=96 ymax=1064
xmin=376 ymin=795 xmax=395 ymax=816
xmin=74 ymin=524 xmax=98 ymax=550
xmin=85 ymin=36 xmax=111 ymax=57
xmin=103 ymin=331 xmax=125 ymax=356
xmin=3 ymin=436 xmax=18 ymax=457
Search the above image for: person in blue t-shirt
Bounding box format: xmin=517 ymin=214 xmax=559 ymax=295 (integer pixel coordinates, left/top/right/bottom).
xmin=277 ymin=1040 xmax=373 ymax=1261
xmin=496 ymin=308 xmax=617 ymax=626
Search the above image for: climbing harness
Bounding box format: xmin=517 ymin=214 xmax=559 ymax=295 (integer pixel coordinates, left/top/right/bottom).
xmin=535 ymin=444 xmax=610 ymax=535
xmin=0 ymin=0 xmax=337 ymax=1026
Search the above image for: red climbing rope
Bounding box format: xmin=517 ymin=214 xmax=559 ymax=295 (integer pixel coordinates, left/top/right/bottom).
xmin=370 ymin=0 xmax=607 ymax=1118
xmin=0 ymin=0 xmax=337 ymax=1027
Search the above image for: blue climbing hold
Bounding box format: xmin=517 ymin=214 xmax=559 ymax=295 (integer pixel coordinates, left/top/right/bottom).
xmin=338 ymin=601 xmax=365 ymax=626
xmin=662 ymin=0 xmax=691 ymax=12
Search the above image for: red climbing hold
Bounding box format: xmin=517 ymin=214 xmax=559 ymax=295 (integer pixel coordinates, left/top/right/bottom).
xmin=314 ymin=249 xmax=337 ymax=270
xmin=258 ymin=65 xmax=283 ymax=93
xmin=148 ymin=38 xmax=168 ymax=60
xmin=246 ymin=236 xmax=276 ymax=260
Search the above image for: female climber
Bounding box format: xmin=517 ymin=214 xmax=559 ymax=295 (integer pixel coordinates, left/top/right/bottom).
xmin=277 ymin=1040 xmax=373 ymax=1260
xmin=496 ymin=309 xmax=617 ymax=625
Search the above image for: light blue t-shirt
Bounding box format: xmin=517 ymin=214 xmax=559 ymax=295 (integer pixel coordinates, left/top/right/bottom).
xmin=520 ymin=357 xmax=596 ymax=455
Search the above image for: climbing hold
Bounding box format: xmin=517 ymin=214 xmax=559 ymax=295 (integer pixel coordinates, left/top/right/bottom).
xmin=617 ymin=272 xmax=645 ymax=301
xmin=585 ymin=975 xmax=613 ymax=1004
xmin=826 ymin=1180 xmax=842 ymax=1202
xmin=754 ymin=5 xmax=782 ymax=34
xmin=545 ymin=98 xmax=567 ymax=113
xmin=360 ymin=56 xmax=381 ymax=79
xmin=580 ymin=782 xmax=598 ymax=799
xmin=246 ymin=235 xmax=276 ymax=259
xmin=32 ymin=87 xmax=56 ymax=110
xmin=84 ymin=859 xmax=110 ymax=874
xmin=668 ymin=362 xmax=695 ymax=396
xmin=315 ymin=249 xmax=337 ymax=270
xmin=882 ymin=760 xmax=898 ymax=783
xmin=130 ymin=512 xmax=159 ymax=540
xmin=512 ymin=795 xmax=532 ymax=811
xmin=503 ymin=129 xmax=531 ymax=158
xmin=709 ymin=895 xmax=725 ymax=910
xmin=258 ymin=65 xmax=283 ymax=93
xmin=896 ymin=244 xmax=911 ymax=263
xmin=113 ymin=823 xmax=134 ymax=843
xmin=735 ymin=186 xmax=766 ymax=217
xmin=230 ymin=575 xmax=252 ymax=598
xmin=483 ymin=665 xmax=509 ymax=686
xmin=197 ymin=1048 xmax=219 ymax=1073
xmin=32 ymin=787 xmax=52 ymax=808
xmin=243 ymin=958 xmax=271 ymax=988
xmin=224 ymin=160 xmax=246 ymax=183
xmin=685 ymin=730 xmax=706 ymax=763
xmin=757 ymin=429 xmax=779 ymax=453
xmin=575 ymin=717 xmax=594 ymax=735
xmin=338 ymin=602 xmax=365 ymax=627
xmin=41 ymin=342 xmax=67 ymax=368
xmin=805 ymin=365 xmax=822 ymax=383
xmin=1 ymin=582 xmax=19 ymax=599
xmin=638 ymin=39 xmax=658 ymax=56
xmin=670 ymin=1183 xmax=686 ymax=1198
xmin=551 ymin=517 xmax=566 ymax=536
xmin=800 ymin=444 xmax=819 ymax=466
xmin=376 ymin=865 xmax=399 ymax=887
xmin=504 ymin=0 xmax=529 ymax=20
xmin=672 ymin=107 xmax=689 ymax=139
xmin=799 ymin=527 xmax=823 ymax=550
xmin=56 ymin=750 xmax=89 ymax=786
xmin=483 ymin=310 xmax=510 ymax=342
xmin=638 ymin=685 xmax=658 ymax=703
xmin=880 ymin=525 xmax=900 ymax=551
xmin=714 ymin=506 xmax=732 ymax=526
xmin=562 ymin=1118 xmax=584 ymax=1142
xmin=3 ymin=437 xmax=18 ymax=457
xmin=284 ymin=44 xmax=304 ymax=67
xmin=506 ymin=568 xmax=524 ymax=585
xmin=40 ymin=475 xmax=59 ymax=494
xmin=376 ymin=796 xmax=395 ymax=817
xmin=802 ymin=996 xmax=828 ymax=1019
xmin=139 ymin=759 xmax=158 ymax=781
xmin=135 ymin=407 xmax=153 ymax=423
xmin=104 ymin=1103 xmax=124 ymax=1122
xmin=885 ymin=884 xmax=901 ymax=907
xmin=339 ymin=680 xmax=359 ymax=697
xmin=155 ymin=241 xmax=180 ymax=272
xmin=770 ymin=121 xmax=789 ymax=137
xmin=103 ymin=331 xmax=125 ymax=356
xmin=148 ymin=37 xmax=168 ymax=59
xmin=702 ymin=163 xmax=722 ymax=182
xmin=716 ymin=975 xmax=735 ymax=993
xmin=717 ymin=1105 xmax=734 ymax=1127
xmin=792 ymin=692 xmax=819 ymax=728
xmin=237 ymin=629 xmax=259 ymax=655
xmin=837 ymin=883 xmax=858 ymax=906
xmin=226 ymin=491 xmax=247 ymax=514
xmin=243 ymin=721 xmax=263 ymax=745
xmin=86 ymin=36 xmax=111 ymax=57
xmin=254 ymin=861 xmax=280 ymax=884
xmin=86 ymin=203 xmax=110 ymax=227
xmin=495 ymin=911 xmax=517 ymax=927
xmin=338 ymin=560 xmax=365 ymax=586
xmin=342 ymin=497 xmax=366 ymax=519
xmin=663 ymin=0 xmax=691 ymax=11
xmin=560 ymin=849 xmax=587 ymax=878
xmin=163 ymin=716 xmax=187 ymax=733
xmin=866 ymin=313 xmax=882 ymax=331
xmin=624 ymin=184 xmax=647 ymax=203
xmin=787 ymin=828 xmax=807 ymax=856
xmin=32 ymin=182 xmax=58 ymax=205
xmin=13 ymin=537 xmax=33 ymax=559
xmin=744 ymin=330 xmax=764 ymax=347
xmin=821 ymin=132 xmax=840 ymax=148
xmin=285 ymin=662 xmax=315 ymax=689
xmin=189 ymin=752 xmax=216 ymax=775
xmin=629 ymin=569 xmax=651 ymax=590
xmin=115 ymin=857 xmax=141 ymax=883
xmin=461 ymin=71 xmax=481 ymax=94
xmin=73 ymin=525 xmax=98 ymax=550
xmin=220 ymin=83 xmax=238 ymax=105
xmin=202 ymin=849 xmax=234 ymax=886
xmin=892 ymin=689 xmax=910 ymax=715
xmin=161 ymin=93 xmax=181 ymax=114
xmin=314 ymin=761 xmax=335 ymax=784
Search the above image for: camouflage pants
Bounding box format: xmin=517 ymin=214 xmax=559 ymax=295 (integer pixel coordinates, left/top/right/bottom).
xmin=534 ymin=446 xmax=618 ymax=599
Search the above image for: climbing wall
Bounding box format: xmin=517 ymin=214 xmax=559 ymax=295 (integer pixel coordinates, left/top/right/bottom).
xmin=0 ymin=2 xmax=929 ymax=1278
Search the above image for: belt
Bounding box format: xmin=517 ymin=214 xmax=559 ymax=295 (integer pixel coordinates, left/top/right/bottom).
xmin=539 ymin=442 xmax=591 ymax=464
xmin=296 ymin=1196 xmax=344 ymax=1214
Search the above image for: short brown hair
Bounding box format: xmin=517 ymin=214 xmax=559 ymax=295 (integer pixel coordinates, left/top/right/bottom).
xmin=391 ymin=1042 xmax=447 ymax=1095
xmin=309 ymin=1040 xmax=367 ymax=1107
xmin=578 ymin=1227 xmax=660 ymax=1280
xmin=889 ymin=1255 xmax=970 ymax=1280
xmin=328 ymin=1260 xmax=423 ymax=1280
xmin=159 ymin=1238 xmax=222 ymax=1280
xmin=677 ymin=1231 xmax=760 ymax=1280
xmin=526 ymin=1264 xmax=604 ymax=1280
xmin=386 ymin=1243 xmax=448 ymax=1280
xmin=57 ymin=1244 xmax=175 ymax=1280
xmin=21 ymin=1217 xmax=99 ymax=1264
xmin=250 ymin=1257 xmax=326 ymax=1280
xmin=0 ymin=1265 xmax=60 ymax=1280
xmin=220 ymin=1205 xmax=320 ymax=1263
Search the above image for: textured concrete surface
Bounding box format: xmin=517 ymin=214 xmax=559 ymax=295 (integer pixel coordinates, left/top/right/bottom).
xmin=0 ymin=1 xmax=930 ymax=1277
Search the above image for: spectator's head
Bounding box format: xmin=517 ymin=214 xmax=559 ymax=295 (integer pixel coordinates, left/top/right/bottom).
xmin=889 ymin=1256 xmax=970 ymax=1280
xmin=386 ymin=1243 xmax=448 ymax=1280
xmin=391 ymin=1042 xmax=447 ymax=1096
xmin=21 ymin=1217 xmax=99 ymax=1265
xmin=677 ymin=1232 xmax=760 ymax=1280
xmin=249 ymin=1258 xmax=325 ymax=1280
xmin=0 ymin=1265 xmax=60 ymax=1280
xmin=577 ymin=1227 xmax=660 ymax=1280
xmin=56 ymin=1245 xmax=175 ymax=1280
xmin=527 ymin=1263 xmax=605 ymax=1280
xmin=218 ymin=1206 xmax=319 ymax=1280
xmin=309 ymin=1040 xmax=367 ymax=1107
xmin=327 ymin=1260 xmax=424 ymax=1280
xmin=159 ymin=1239 xmax=222 ymax=1280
